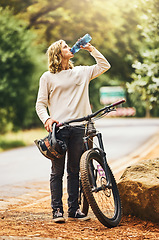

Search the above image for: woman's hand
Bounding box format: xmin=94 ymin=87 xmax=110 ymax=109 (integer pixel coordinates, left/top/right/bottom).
xmin=44 ymin=118 xmax=59 ymax=132
xmin=80 ymin=43 xmax=94 ymax=52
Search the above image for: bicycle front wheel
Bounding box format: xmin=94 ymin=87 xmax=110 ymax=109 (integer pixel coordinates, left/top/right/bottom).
xmin=78 ymin=178 xmax=89 ymax=216
xmin=80 ymin=149 xmax=122 ymax=228
xmin=80 ymin=191 xmax=89 ymax=215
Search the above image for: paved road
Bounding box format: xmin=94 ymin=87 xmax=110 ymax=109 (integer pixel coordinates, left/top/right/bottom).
xmin=0 ymin=118 xmax=159 ymax=196
xmin=95 ymin=118 xmax=159 ymax=162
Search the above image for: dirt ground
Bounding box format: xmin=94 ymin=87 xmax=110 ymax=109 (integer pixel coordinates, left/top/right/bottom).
xmin=0 ymin=144 xmax=159 ymax=240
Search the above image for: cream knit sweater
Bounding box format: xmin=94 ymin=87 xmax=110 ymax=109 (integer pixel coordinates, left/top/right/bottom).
xmin=36 ymin=48 xmax=110 ymax=125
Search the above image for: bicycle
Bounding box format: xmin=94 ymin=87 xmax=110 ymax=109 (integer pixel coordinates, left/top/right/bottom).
xmin=56 ymin=99 xmax=125 ymax=228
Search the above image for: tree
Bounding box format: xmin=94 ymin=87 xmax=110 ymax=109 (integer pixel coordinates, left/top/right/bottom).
xmin=0 ymin=0 xmax=34 ymax=14
xmin=1 ymin=0 xmax=158 ymax=118
xmin=126 ymin=0 xmax=159 ymax=117
xmin=0 ymin=8 xmax=45 ymax=132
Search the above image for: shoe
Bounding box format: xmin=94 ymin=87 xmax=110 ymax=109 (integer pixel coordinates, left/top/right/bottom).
xmin=68 ymin=209 xmax=90 ymax=221
xmin=53 ymin=208 xmax=65 ymax=223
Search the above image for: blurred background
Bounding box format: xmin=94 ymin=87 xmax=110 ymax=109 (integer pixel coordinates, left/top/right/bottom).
xmin=0 ymin=0 xmax=159 ymax=149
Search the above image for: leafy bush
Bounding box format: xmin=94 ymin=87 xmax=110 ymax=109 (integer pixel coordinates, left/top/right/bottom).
xmin=0 ymin=7 xmax=46 ymax=133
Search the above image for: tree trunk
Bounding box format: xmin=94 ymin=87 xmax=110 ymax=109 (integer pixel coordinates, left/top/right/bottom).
xmin=145 ymin=101 xmax=151 ymax=118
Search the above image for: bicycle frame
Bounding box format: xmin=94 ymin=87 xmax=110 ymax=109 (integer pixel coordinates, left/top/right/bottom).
xmin=57 ymin=99 xmax=126 ymax=191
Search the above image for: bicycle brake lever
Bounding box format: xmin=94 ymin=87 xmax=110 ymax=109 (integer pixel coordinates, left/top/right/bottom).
xmin=103 ymin=107 xmax=115 ymax=114
xmin=110 ymin=107 xmax=116 ymax=112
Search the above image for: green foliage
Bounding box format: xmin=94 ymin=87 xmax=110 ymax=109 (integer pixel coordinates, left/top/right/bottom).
xmin=0 ymin=0 xmax=34 ymax=14
xmin=0 ymin=139 xmax=26 ymax=152
xmin=0 ymin=8 xmax=46 ymax=133
xmin=127 ymin=0 xmax=159 ymax=117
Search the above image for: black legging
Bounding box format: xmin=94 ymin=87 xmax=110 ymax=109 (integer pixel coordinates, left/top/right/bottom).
xmin=50 ymin=125 xmax=85 ymax=214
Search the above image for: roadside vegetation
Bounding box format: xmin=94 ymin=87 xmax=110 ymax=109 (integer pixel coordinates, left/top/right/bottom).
xmin=0 ymin=128 xmax=47 ymax=152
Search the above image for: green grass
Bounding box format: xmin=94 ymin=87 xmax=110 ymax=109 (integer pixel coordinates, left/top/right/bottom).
xmin=0 ymin=128 xmax=47 ymax=152
xmin=0 ymin=140 xmax=26 ymax=151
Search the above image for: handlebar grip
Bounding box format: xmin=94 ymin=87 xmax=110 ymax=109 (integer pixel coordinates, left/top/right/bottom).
xmin=110 ymin=99 xmax=126 ymax=107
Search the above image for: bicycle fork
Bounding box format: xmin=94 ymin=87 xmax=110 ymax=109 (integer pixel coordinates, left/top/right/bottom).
xmin=96 ymin=132 xmax=112 ymax=189
xmin=83 ymin=132 xmax=112 ymax=190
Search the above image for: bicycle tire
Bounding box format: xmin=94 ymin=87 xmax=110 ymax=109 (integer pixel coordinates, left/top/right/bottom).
xmin=80 ymin=191 xmax=89 ymax=215
xmin=80 ymin=149 xmax=122 ymax=228
xmin=78 ymin=176 xmax=89 ymax=216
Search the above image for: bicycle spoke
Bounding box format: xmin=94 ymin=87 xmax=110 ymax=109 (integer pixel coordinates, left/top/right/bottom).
xmin=91 ymin=161 xmax=116 ymax=219
xmin=80 ymin=149 xmax=122 ymax=227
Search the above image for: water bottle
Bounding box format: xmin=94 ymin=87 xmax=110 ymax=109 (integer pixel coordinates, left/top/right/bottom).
xmin=71 ymin=34 xmax=92 ymax=54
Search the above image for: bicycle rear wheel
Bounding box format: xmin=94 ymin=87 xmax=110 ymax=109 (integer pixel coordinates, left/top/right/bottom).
xmin=80 ymin=149 xmax=122 ymax=228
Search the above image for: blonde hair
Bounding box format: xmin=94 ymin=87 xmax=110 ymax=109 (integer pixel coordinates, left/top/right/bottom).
xmin=47 ymin=40 xmax=74 ymax=73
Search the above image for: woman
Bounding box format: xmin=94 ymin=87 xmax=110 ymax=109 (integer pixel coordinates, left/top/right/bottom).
xmin=36 ymin=38 xmax=111 ymax=223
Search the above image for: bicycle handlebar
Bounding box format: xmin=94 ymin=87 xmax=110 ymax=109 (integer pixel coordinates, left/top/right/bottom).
xmin=57 ymin=99 xmax=126 ymax=127
xmin=108 ymin=99 xmax=126 ymax=107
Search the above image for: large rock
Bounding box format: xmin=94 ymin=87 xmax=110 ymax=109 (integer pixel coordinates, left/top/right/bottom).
xmin=118 ymin=158 xmax=159 ymax=222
